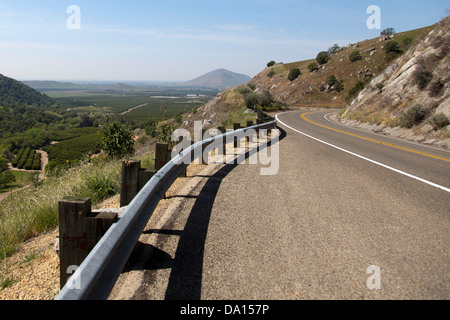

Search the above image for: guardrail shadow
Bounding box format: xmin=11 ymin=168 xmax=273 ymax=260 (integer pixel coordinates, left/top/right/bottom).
xmin=163 ymin=126 xmax=286 ymax=300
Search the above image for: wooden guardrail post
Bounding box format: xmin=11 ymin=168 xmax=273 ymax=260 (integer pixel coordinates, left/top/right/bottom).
xmin=155 ymin=142 xmax=169 ymax=171
xmin=139 ymin=167 xmax=157 ymax=190
xmin=59 ymin=197 xmax=90 ymax=288
xmin=120 ymin=160 xmax=141 ymax=207
xmin=121 ymin=160 xmax=157 ymax=206
xmin=58 ymin=197 xmax=117 ymax=288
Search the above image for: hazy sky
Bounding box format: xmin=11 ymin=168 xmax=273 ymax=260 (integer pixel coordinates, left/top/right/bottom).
xmin=0 ymin=0 xmax=448 ymax=81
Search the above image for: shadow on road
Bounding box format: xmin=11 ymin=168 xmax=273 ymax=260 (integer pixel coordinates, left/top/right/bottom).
xmin=122 ymin=127 xmax=286 ymax=300
xmin=164 ymin=126 xmax=286 ymax=300
xmin=164 ymin=163 xmax=237 ymax=299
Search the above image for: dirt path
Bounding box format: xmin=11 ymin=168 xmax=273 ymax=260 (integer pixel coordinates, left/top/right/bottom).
xmin=35 ymin=150 xmax=48 ymax=182
xmin=119 ymin=103 xmax=148 ymax=116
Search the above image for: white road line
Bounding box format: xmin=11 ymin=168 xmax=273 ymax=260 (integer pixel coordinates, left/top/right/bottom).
xmin=275 ymin=113 xmax=450 ymax=193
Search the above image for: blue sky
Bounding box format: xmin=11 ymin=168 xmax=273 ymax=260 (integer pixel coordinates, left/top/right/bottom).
xmin=0 ymin=0 xmax=448 ymax=81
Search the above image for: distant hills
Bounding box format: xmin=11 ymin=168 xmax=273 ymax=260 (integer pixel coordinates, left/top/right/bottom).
xmin=178 ymin=69 xmax=251 ymax=89
xmin=0 ymin=74 xmax=55 ymax=108
xmin=22 ymin=80 xmax=136 ymax=92
xmin=22 ymin=68 xmax=251 ymax=92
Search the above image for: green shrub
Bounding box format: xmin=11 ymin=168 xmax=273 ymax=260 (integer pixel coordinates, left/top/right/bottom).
xmin=334 ymin=82 xmax=344 ymax=92
xmin=235 ymin=85 xmax=252 ymax=95
xmin=267 ymin=61 xmax=276 ymax=68
xmin=316 ymin=51 xmax=329 ymax=65
xmin=100 ymin=119 xmax=135 ymax=159
xmin=402 ymin=36 xmax=414 ymax=50
xmin=399 ymin=104 xmax=428 ymax=128
xmin=0 ymin=155 xmax=6 ymax=172
xmin=428 ymin=80 xmax=444 ymax=97
xmin=84 ymin=174 xmax=118 ymax=203
xmin=347 ymin=81 xmax=365 ymax=99
xmin=11 ymin=148 xmax=24 ymax=168
xmin=267 ymin=70 xmax=276 ymax=78
xmin=155 ymin=122 xmax=176 ymax=146
xmin=349 ymin=50 xmax=363 ymax=62
xmin=243 ymin=92 xmax=260 ymax=108
xmin=288 ymin=68 xmax=301 ymax=81
xmin=17 ymin=148 xmax=31 ymax=169
xmin=429 ymin=113 xmax=450 ymax=130
xmin=414 ymin=69 xmax=433 ymax=90
xmin=247 ymin=83 xmax=256 ymax=91
xmin=325 ymin=75 xmax=338 ymax=86
xmin=32 ymin=153 xmax=41 ymax=170
xmin=307 ymin=62 xmax=319 ymax=72
xmin=0 ymin=171 xmax=15 ymax=188
xmin=376 ymin=82 xmax=385 ymax=92
xmin=384 ymin=41 xmax=403 ymax=61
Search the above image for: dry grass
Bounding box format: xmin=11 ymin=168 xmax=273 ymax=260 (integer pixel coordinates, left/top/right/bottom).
xmin=0 ymin=158 xmax=121 ymax=260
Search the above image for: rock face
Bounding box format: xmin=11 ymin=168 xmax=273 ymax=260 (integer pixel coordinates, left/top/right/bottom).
xmin=249 ymin=23 xmax=437 ymax=109
xmin=342 ymin=17 xmax=450 ymax=147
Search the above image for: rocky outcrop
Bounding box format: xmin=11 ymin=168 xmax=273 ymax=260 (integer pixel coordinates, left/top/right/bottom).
xmin=342 ymin=17 xmax=450 ymax=148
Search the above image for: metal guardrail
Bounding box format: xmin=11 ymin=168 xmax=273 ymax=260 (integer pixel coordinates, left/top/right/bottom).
xmin=55 ymin=119 xmax=277 ymax=300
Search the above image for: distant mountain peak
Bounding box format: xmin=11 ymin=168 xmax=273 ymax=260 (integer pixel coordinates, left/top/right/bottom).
xmin=179 ymin=69 xmax=251 ymax=89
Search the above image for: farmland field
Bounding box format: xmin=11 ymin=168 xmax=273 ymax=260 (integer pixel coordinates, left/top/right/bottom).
xmin=48 ymin=89 xmax=213 ymax=125
xmin=3 ymin=84 xmax=216 ymax=173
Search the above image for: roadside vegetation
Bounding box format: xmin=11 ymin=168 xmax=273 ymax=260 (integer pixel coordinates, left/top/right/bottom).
xmin=0 ymin=79 xmax=261 ymax=269
xmin=235 ymin=83 xmax=288 ymax=112
xmin=0 ymin=157 xmax=121 ymax=259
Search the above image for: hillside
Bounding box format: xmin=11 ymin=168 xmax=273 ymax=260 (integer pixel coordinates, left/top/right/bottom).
xmin=341 ymin=17 xmax=450 ymax=147
xmin=22 ymin=80 xmax=87 ymax=91
xmin=249 ymin=25 xmax=436 ymax=108
xmin=178 ymin=68 xmax=251 ymax=89
xmin=0 ymin=74 xmax=55 ymax=108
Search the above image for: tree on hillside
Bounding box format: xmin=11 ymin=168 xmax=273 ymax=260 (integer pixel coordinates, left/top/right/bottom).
xmin=288 ymin=68 xmax=301 ymax=81
xmin=267 ymin=61 xmax=276 ymax=67
xmin=0 ymin=155 xmax=7 ymax=172
xmin=0 ymin=171 xmax=15 ymax=188
xmin=325 ymin=75 xmax=344 ymax=92
xmin=100 ymin=118 xmax=135 ymax=159
xmin=380 ymin=28 xmax=395 ymax=36
xmin=316 ymin=51 xmax=329 ymax=65
xmin=328 ymin=44 xmax=341 ymax=55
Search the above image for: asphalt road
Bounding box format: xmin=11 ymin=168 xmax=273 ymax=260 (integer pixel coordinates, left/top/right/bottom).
xmin=110 ymin=109 xmax=449 ymax=300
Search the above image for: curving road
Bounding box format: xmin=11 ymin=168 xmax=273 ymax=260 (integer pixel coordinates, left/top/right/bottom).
xmin=110 ymin=109 xmax=450 ymax=300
